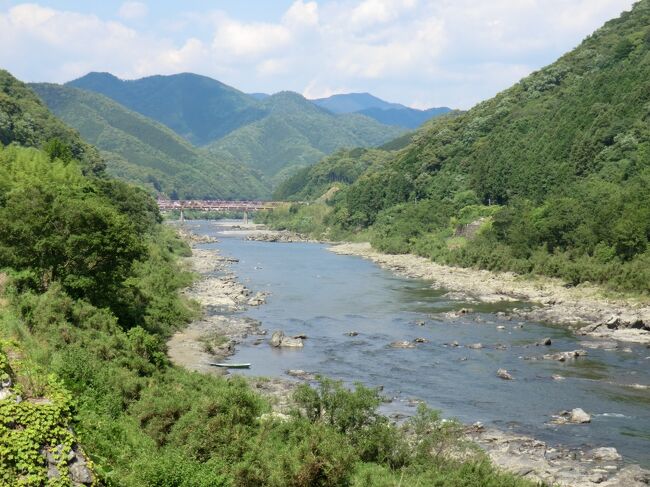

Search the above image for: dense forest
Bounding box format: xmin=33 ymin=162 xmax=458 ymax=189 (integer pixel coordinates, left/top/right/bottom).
xmin=261 ymin=0 xmax=650 ymax=294
xmin=67 ymin=73 xmax=406 ymax=185
xmin=0 ymin=72 xmax=534 ymax=485
xmin=31 ymin=83 xmax=269 ymax=200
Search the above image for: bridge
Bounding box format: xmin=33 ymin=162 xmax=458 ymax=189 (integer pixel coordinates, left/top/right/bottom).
xmin=157 ymin=199 xmax=281 ymax=223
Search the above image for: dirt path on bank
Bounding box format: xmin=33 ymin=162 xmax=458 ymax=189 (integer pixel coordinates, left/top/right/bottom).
xmin=330 ymin=242 xmax=650 ymax=344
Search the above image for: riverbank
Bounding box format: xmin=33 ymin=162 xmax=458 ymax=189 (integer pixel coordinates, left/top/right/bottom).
xmin=167 ymin=229 xmax=268 ymax=375
xmin=168 ymin=222 xmax=649 ymax=486
xmin=330 ymin=242 xmax=650 ymax=345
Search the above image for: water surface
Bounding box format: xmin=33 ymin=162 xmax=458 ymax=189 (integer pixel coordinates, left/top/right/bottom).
xmin=189 ymin=220 xmax=650 ymax=465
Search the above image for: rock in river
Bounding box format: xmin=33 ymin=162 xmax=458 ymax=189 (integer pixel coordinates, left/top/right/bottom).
xmin=543 ymin=349 xmax=587 ymax=361
xmin=270 ymin=330 xmax=304 ymax=348
xmin=554 ymin=408 xmax=591 ymax=424
xmin=279 ymin=336 xmax=304 ymax=348
xmin=497 ymin=368 xmax=514 ymax=380
xmin=271 ymin=330 xmax=284 ymax=347
xmin=390 ymin=340 xmax=415 ymax=349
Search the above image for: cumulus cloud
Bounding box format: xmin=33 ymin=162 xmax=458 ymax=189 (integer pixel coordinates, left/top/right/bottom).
xmin=118 ymin=1 xmax=148 ymax=21
xmin=211 ymin=18 xmax=292 ymax=59
xmin=0 ymin=0 xmax=637 ymax=108
xmin=349 ymin=0 xmax=418 ymax=29
xmin=283 ymin=0 xmax=319 ymax=29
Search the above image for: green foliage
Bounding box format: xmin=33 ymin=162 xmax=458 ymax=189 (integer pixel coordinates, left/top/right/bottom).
xmin=205 ymin=92 xmax=404 ymax=182
xmin=67 ymin=72 xmax=265 ymax=146
xmin=31 ymin=83 xmax=270 ymax=200
xmin=266 ymin=1 xmax=650 ymax=294
xmin=273 ymin=148 xmax=392 ymax=201
xmin=65 ymin=73 xmax=403 ymax=185
xmin=0 ymin=348 xmax=79 ymax=487
xmin=0 ymin=68 xmax=540 ymax=486
xmin=0 ymin=70 xmax=104 ymax=175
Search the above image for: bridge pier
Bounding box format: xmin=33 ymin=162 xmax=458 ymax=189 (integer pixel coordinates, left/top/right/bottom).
xmin=180 ymin=208 xmax=184 ymax=224
xmin=243 ymin=210 xmax=248 ymax=225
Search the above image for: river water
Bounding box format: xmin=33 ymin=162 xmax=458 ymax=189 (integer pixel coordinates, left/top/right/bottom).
xmin=190 ymin=220 xmax=650 ymax=466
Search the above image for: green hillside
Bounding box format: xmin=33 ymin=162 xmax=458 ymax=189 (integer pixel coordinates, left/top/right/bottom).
xmin=262 ymin=1 xmax=650 ymax=293
xmin=68 ymin=72 xmax=265 ymax=145
xmin=0 ymin=70 xmax=104 ymax=174
xmin=207 ymin=91 xmax=404 ymax=183
xmin=31 ymin=83 xmax=269 ymax=199
xmin=67 ymin=73 xmax=405 ymax=185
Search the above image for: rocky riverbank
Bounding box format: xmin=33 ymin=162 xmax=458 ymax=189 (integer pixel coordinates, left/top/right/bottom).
xmin=330 ymin=243 xmax=650 ymax=345
xmin=168 ymin=225 xmax=649 ymax=486
xmin=167 ymin=237 xmax=268 ymax=375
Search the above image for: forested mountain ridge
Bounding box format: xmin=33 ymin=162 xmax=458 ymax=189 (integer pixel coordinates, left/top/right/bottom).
xmin=264 ymin=1 xmax=650 ymax=293
xmin=312 ymin=92 xmax=452 ymax=128
xmin=0 ymin=69 xmax=104 ymax=174
xmin=68 ymin=72 xmax=407 ymax=183
xmin=31 ymin=82 xmax=270 ymax=199
xmin=68 ymin=71 xmax=266 ymax=145
xmin=206 ymin=91 xmax=405 ymax=183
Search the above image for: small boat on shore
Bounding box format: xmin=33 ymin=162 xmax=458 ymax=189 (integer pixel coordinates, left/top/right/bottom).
xmin=209 ymin=363 xmax=251 ymax=369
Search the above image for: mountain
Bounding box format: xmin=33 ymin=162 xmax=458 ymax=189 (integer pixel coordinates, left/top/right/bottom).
xmin=67 ymin=72 xmax=266 ymax=145
xmin=249 ymin=93 xmax=271 ymax=100
xmin=312 ymin=92 xmax=404 ymax=113
xmin=67 ymin=72 xmax=406 ymax=182
xmin=0 ymin=70 xmax=104 ymax=173
xmin=312 ymin=92 xmax=452 ymax=128
xmin=269 ymin=1 xmax=650 ymax=293
xmin=356 ymin=106 xmax=453 ymax=129
xmin=31 ymin=83 xmax=269 ymax=199
xmin=206 ymin=91 xmax=405 ymax=183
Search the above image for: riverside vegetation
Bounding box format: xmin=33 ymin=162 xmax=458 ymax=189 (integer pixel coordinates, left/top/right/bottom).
xmin=0 ymin=72 xmax=537 ymax=485
xmin=260 ymin=0 xmax=650 ymax=296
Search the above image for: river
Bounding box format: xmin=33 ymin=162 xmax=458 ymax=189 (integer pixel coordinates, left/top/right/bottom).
xmin=188 ymin=220 xmax=650 ymax=466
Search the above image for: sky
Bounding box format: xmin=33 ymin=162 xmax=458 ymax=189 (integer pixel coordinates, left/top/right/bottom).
xmin=0 ymin=0 xmax=637 ymax=109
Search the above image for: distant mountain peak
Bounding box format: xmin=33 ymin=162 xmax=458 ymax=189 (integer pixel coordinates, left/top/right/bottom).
xmin=311 ymin=92 xmax=452 ymax=129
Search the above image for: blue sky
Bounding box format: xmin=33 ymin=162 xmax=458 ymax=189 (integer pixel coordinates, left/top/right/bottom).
xmin=0 ymin=0 xmax=636 ymax=109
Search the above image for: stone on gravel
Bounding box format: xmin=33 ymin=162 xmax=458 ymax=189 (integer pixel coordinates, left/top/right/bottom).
xmin=588 ymin=447 xmax=622 ymax=461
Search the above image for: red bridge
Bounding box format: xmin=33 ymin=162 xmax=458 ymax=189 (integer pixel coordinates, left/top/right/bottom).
xmin=157 ymin=199 xmax=282 ymax=223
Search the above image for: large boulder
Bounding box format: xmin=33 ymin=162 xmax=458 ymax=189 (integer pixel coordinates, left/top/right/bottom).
xmin=270 ymin=330 xmax=284 ymax=347
xmin=280 ymin=336 xmax=304 ymax=348
xmin=588 ymin=447 xmax=622 ymax=461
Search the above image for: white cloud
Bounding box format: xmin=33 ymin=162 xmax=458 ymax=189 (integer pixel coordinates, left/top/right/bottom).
xmin=283 ymin=0 xmax=319 ymax=29
xmin=211 ymin=17 xmax=292 ymax=58
xmin=118 ymin=1 xmax=148 ymax=21
xmin=349 ymin=0 xmax=418 ymax=28
xmin=0 ymin=0 xmax=638 ymax=108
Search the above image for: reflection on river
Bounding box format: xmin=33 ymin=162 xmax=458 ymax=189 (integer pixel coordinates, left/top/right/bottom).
xmin=189 ymin=220 xmax=650 ymax=466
